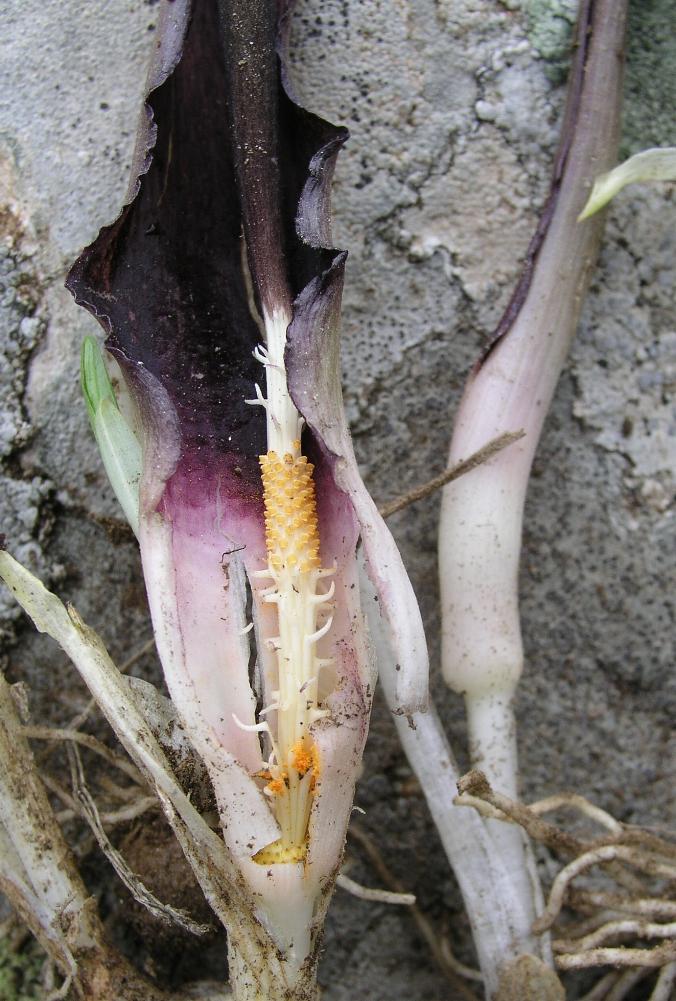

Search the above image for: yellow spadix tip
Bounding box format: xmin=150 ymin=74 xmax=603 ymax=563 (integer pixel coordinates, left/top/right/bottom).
xmin=260 ymin=451 xmax=321 ymax=571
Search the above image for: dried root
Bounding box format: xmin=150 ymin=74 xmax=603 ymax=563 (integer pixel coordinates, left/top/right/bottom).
xmin=456 ymin=770 xmax=676 ymax=998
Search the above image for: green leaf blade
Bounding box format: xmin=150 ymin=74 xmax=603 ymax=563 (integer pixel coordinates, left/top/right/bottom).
xmin=80 ymin=335 xmax=117 ymax=427
xmin=93 ymin=398 xmax=142 ymax=536
xmin=579 ymin=146 xmax=676 ymax=220
xmin=81 ymin=337 xmax=142 ymax=535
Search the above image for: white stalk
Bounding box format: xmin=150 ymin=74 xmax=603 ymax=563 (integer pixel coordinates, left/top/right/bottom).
xmin=362 ymin=557 xmax=553 ymax=997
xmin=259 ymin=309 xmax=304 ymax=455
xmin=439 ymin=0 xmax=626 ymax=961
xmin=439 ymin=435 xmax=541 ymax=932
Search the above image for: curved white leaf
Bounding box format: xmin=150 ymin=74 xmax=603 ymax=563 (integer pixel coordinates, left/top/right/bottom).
xmin=579 ymin=147 xmax=676 ymax=220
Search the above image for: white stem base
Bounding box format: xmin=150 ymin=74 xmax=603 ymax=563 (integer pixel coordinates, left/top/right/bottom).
xmin=466 ymin=690 xmax=550 ymax=965
xmin=228 ymin=932 xmax=319 ymax=1001
xmin=390 ymin=701 xmax=548 ymax=997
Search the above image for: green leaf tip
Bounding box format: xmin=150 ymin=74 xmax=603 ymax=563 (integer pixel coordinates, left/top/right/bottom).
xmin=80 ymin=337 xmax=142 ymax=537
xmin=80 ymin=336 xmax=118 ymax=427
xmin=579 ymin=147 xmax=676 ymax=221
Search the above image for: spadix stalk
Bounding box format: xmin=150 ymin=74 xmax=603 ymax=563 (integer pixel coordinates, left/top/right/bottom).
xmin=242 ymin=308 xmax=335 ymax=864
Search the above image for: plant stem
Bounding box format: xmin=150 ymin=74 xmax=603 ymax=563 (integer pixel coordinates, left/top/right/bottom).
xmin=465 ymin=692 xmax=539 ymax=930
xmin=438 ymin=0 xmax=627 ymax=967
xmin=227 ymin=932 xmax=319 ymax=1001
xmin=387 ymin=700 xmax=546 ymax=998
xmin=362 ymin=557 xmax=555 ymax=997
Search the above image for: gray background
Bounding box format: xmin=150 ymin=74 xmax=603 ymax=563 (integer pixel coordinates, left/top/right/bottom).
xmin=0 ymin=1 xmax=674 ymax=998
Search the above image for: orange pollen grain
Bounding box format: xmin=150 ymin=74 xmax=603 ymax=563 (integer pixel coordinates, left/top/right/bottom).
xmin=310 ymin=743 xmax=321 ymax=786
xmin=291 ymin=741 xmax=313 ymax=776
xmin=265 ymin=777 xmax=287 ymax=796
xmin=259 ymin=451 xmax=321 ymax=571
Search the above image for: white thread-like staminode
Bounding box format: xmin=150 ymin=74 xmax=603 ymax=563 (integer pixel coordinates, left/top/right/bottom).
xmin=244 ymin=382 xmax=268 ymax=409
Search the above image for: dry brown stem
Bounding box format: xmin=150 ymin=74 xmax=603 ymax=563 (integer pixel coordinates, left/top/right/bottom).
xmin=379 ymin=430 xmax=524 ymax=518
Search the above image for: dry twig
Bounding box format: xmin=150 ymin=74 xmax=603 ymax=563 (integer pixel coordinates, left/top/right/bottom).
xmin=67 ymin=743 xmax=210 ymax=937
xmin=379 ymin=430 xmax=524 ymax=519
xmin=456 ymin=770 xmax=583 ymax=855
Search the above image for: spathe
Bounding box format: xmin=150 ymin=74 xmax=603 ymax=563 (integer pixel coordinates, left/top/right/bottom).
xmin=65 ymin=0 xmax=427 ymax=981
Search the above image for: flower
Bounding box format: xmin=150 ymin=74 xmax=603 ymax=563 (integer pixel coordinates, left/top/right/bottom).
xmin=66 ymin=0 xmax=427 ymax=983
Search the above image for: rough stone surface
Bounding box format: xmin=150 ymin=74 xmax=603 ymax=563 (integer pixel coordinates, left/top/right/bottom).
xmin=0 ymin=1 xmax=674 ymax=999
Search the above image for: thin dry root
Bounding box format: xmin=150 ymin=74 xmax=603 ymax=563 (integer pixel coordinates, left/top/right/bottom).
xmin=44 ymin=970 xmax=74 ymax=1001
xmin=336 ymin=872 xmax=415 ymax=906
xmin=535 ymin=846 xmax=676 ymax=934
xmin=67 ymin=744 xmax=210 ymax=937
xmin=578 ymin=970 xmax=621 ymax=1001
xmin=554 ymin=919 xmax=676 ymax=954
xmin=456 ymin=771 xmax=676 ymax=996
xmin=605 ymin=967 xmax=652 ymax=1001
xmin=456 ymin=770 xmax=583 ymax=855
xmin=529 ymin=793 xmax=622 ymax=836
xmin=25 ymin=724 xmax=145 ymax=785
xmin=569 ymin=889 xmax=676 ymax=920
xmin=555 ymin=942 xmax=676 ymax=970
xmin=650 ymin=961 xmax=676 ymax=1001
